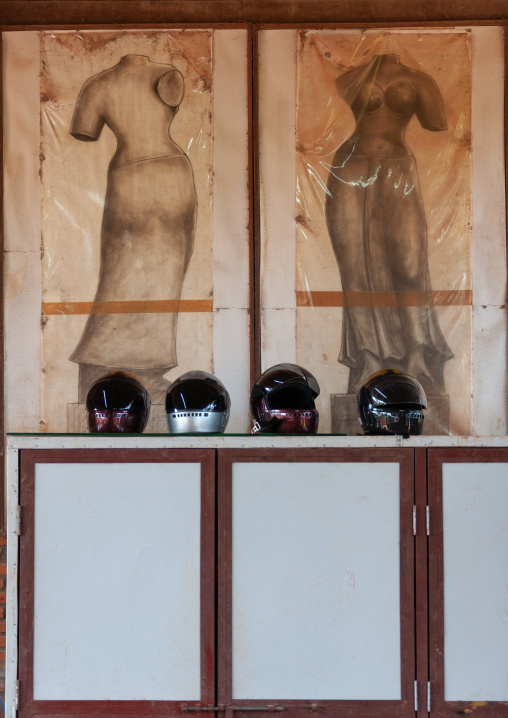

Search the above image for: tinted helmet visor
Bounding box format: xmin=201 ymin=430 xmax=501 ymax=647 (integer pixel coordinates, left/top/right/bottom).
xmin=359 ymin=407 xmax=425 ymax=437
xmin=165 ymin=371 xmax=230 ymax=415
xmin=85 ymin=371 xmax=150 ymax=433
xmin=251 ymin=395 xmax=319 ymax=434
xmin=166 ymin=380 xmax=228 ymax=413
xmin=360 ymin=369 xmax=427 ymax=409
xmin=250 ymin=363 xmax=320 ymax=404
xmin=86 ymin=372 xmax=149 ymax=413
xmin=265 ymin=385 xmax=316 ymax=411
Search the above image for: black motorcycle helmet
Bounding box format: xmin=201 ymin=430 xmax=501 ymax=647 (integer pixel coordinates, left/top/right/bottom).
xmin=165 ymin=370 xmax=230 ymax=434
xmin=357 ymin=369 xmax=427 ymax=437
xmin=250 ymin=363 xmax=320 ymax=434
xmin=86 ymin=371 xmax=151 ymax=433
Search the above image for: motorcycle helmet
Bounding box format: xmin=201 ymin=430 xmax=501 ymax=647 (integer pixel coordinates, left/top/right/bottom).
xmin=86 ymin=371 xmax=151 ymax=433
xmin=250 ymin=363 xmax=320 ymax=434
xmin=165 ymin=370 xmax=230 ymax=433
xmin=357 ymin=369 xmax=427 ymax=437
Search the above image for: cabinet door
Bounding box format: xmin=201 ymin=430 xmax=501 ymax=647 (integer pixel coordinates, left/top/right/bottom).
xmin=18 ymin=448 xmax=215 ymax=717
xmin=428 ymin=449 xmax=508 ymax=718
xmin=217 ymin=448 xmax=415 ymax=718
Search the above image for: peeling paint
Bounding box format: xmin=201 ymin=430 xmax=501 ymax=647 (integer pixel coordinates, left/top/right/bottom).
xmin=48 ymin=30 xmax=125 ymax=55
xmin=464 ymin=703 xmax=489 ymax=714
xmin=464 ymin=699 xmax=508 ymax=712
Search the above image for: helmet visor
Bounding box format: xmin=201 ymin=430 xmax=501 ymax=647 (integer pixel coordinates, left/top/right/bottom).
xmin=363 ymin=407 xmax=425 ymax=436
xmin=367 ymin=376 xmax=427 ymax=408
xmin=251 ymin=363 xmax=320 ymax=402
xmin=254 ymin=408 xmax=319 ymax=434
xmin=86 ymin=381 xmax=146 ymax=412
xmin=265 ymin=385 xmax=316 ymax=410
xmin=167 ymin=380 xmax=228 ymax=412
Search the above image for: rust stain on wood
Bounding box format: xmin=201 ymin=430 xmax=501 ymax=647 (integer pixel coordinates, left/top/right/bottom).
xmin=464 ymin=703 xmax=489 ymax=713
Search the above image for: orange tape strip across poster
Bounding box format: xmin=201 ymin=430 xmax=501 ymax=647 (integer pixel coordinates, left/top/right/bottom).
xmin=296 ymin=290 xmax=473 ymax=307
xmin=42 ymin=299 xmax=214 ymax=315
xmin=43 ymin=292 xmax=471 ymax=315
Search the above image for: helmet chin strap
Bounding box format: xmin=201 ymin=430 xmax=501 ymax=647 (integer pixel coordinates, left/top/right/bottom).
xmin=251 ymin=419 xmax=262 ymax=435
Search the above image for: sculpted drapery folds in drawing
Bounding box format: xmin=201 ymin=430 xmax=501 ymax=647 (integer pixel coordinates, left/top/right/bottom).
xmin=69 ymin=54 xmax=197 ymax=402
xmin=325 ymin=54 xmax=453 ymax=398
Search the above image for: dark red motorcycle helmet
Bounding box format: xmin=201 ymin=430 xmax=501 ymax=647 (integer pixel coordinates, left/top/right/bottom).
xmin=86 ymin=371 xmax=151 ymax=433
xmin=357 ymin=369 xmax=427 ymax=437
xmin=250 ymin=363 xmax=320 ymax=434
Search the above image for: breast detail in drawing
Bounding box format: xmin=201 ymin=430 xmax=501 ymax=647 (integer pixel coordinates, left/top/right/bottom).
xmin=325 ymin=53 xmax=453 ymax=401
xmin=69 ymin=54 xmax=197 ymax=402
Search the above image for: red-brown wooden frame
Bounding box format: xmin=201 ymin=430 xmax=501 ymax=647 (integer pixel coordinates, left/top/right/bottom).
xmin=17 ymin=447 xmax=216 ymax=717
xmin=428 ymin=448 xmax=508 ymax=718
xmin=217 ymin=447 xmax=416 ymax=718
xmin=415 ymin=447 xmax=429 ymax=718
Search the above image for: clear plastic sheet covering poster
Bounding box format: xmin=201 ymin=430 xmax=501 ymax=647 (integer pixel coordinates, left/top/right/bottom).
xmin=3 ymin=29 xmax=251 ymax=433
xmin=259 ymin=27 xmax=506 ymax=436
xmin=42 ymin=31 xmax=213 ymax=432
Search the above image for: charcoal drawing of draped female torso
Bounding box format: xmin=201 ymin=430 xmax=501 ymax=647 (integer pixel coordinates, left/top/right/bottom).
xmin=325 ymin=54 xmax=453 ymax=397
xmin=69 ymin=54 xmax=197 ymax=400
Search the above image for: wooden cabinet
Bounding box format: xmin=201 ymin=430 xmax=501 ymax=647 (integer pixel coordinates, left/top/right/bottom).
xmin=7 ymin=439 xmax=508 ymax=718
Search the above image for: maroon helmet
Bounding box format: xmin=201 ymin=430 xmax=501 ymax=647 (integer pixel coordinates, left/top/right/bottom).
xmin=250 ymin=363 xmax=320 ymax=434
xmin=86 ymin=371 xmax=151 ymax=433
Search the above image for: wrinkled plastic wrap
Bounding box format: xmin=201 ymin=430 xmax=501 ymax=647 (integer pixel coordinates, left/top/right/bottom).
xmin=39 ymin=30 xmax=213 ymax=430
xmin=4 ymin=28 xmax=252 ymax=434
xmin=3 ymin=27 xmax=505 ymax=436
xmin=293 ymin=30 xmax=473 ymax=434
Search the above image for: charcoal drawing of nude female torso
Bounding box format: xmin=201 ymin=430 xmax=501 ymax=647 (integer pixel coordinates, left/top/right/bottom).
xmin=325 ymin=54 xmax=453 ymax=398
xmin=69 ymin=54 xmax=197 ymax=402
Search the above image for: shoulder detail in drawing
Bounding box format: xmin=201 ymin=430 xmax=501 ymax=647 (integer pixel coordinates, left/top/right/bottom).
xmin=334 ymin=63 xmax=371 ymax=105
xmin=335 ymin=56 xmax=447 ymax=132
xmin=410 ymin=68 xmax=448 ymax=131
xmin=69 ymin=70 xmax=108 ymax=142
xmin=157 ymin=69 xmax=185 ymax=108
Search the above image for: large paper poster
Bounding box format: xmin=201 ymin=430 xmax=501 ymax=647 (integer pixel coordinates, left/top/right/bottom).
xmin=259 ymin=27 xmax=506 ymax=435
xmin=298 ymin=30 xmax=470 ymax=434
xmin=4 ymin=28 xmax=251 ymax=433
xmin=41 ymin=30 xmax=213 ymax=430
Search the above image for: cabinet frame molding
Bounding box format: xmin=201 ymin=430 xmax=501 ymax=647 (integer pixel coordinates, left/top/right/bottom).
xmin=217 ymin=447 xmax=416 ymax=717
xmin=17 ymin=448 xmax=216 ymax=718
xmin=428 ymin=448 xmax=508 ymax=718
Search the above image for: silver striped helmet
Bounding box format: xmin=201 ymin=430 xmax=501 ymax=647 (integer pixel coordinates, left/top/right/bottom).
xmin=165 ymin=370 xmax=230 ymax=434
